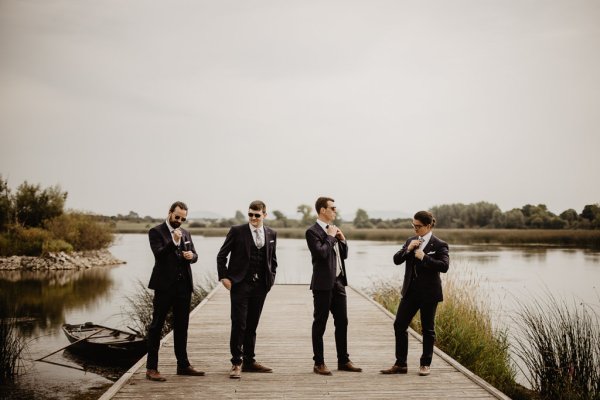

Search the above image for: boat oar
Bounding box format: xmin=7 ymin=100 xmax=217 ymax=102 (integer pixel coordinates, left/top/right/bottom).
xmin=35 ymin=327 xmax=107 ymax=362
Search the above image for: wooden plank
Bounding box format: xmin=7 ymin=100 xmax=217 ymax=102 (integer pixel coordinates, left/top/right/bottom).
xmin=101 ymin=284 xmax=510 ymax=399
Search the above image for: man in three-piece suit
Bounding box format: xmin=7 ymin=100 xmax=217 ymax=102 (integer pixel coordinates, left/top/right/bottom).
xmin=306 ymin=196 xmax=362 ymax=376
xmin=217 ymin=200 xmax=278 ymax=379
xmin=146 ymin=201 xmax=204 ymax=382
xmin=381 ymin=210 xmax=449 ymax=377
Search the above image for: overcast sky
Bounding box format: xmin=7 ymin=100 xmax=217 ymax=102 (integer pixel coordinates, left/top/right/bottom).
xmin=1 ymin=0 xmax=599 ymax=220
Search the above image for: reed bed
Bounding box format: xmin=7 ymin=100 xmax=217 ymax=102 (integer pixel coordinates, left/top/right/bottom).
xmin=0 ymin=303 xmax=27 ymax=382
xmin=513 ymin=293 xmax=600 ymax=400
xmin=123 ymin=278 xmax=215 ymax=339
xmin=370 ymin=271 xmax=526 ymax=399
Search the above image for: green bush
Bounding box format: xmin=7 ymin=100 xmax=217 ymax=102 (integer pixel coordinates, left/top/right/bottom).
xmin=42 ymin=239 xmax=73 ymax=254
xmin=44 ymin=212 xmax=114 ymax=251
xmin=0 ymin=226 xmax=50 ymax=256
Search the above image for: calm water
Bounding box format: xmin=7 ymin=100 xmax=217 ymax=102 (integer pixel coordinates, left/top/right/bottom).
xmin=1 ymin=234 xmax=599 ymax=399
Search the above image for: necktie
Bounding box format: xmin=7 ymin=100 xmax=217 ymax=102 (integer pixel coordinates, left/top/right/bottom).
xmin=255 ymin=229 xmax=264 ymax=249
xmin=327 ymin=225 xmax=343 ymax=277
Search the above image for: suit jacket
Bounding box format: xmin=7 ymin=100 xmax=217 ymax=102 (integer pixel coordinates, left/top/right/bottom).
xmin=393 ymin=234 xmax=449 ymax=302
xmin=148 ymin=222 xmax=198 ymax=292
xmin=216 ymin=224 xmax=278 ymax=291
xmin=306 ymin=222 xmax=348 ymax=291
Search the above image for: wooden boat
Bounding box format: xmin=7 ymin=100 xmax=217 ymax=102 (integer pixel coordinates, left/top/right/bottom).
xmin=61 ymin=322 xmax=146 ymax=361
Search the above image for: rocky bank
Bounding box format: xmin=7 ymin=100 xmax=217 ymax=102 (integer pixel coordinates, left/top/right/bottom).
xmin=0 ymin=250 xmax=125 ymax=270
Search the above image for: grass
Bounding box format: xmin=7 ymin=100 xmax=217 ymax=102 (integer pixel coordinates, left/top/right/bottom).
xmin=123 ymin=278 xmax=215 ymax=339
xmin=370 ymin=270 xmax=530 ymax=399
xmin=0 ymin=303 xmax=28 ymax=383
xmin=513 ymin=292 xmax=600 ymax=400
xmin=114 ymin=223 xmax=600 ymax=249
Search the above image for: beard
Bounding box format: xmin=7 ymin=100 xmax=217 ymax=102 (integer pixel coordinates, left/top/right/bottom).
xmin=170 ymin=220 xmax=181 ymax=228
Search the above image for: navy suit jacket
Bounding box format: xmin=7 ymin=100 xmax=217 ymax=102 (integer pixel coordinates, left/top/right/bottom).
xmin=306 ymin=222 xmax=348 ymax=291
xmin=393 ymin=234 xmax=449 ymax=302
xmin=148 ymin=222 xmax=198 ymax=292
xmin=216 ymin=224 xmax=278 ymax=291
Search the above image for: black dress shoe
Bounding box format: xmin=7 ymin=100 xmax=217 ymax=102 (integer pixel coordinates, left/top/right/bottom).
xmin=338 ymin=361 xmax=362 ymax=372
xmin=380 ymin=365 xmax=408 ymax=374
xmin=176 ymin=365 xmax=205 ymax=376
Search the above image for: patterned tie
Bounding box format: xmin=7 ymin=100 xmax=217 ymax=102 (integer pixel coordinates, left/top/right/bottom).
xmin=255 ymin=229 xmax=264 ymax=249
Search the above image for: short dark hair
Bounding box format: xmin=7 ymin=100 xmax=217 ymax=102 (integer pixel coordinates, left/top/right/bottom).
xmin=249 ymin=200 xmax=266 ymax=213
xmin=169 ymin=201 xmax=188 ymax=213
xmin=315 ymin=197 xmax=334 ymax=214
xmin=414 ymin=210 xmax=435 ymax=227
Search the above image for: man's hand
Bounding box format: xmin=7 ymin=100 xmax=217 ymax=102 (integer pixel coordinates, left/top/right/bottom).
xmin=326 ymin=224 xmax=338 ymax=237
xmin=415 ymin=249 xmax=425 ymax=260
xmin=407 ymin=239 xmax=422 ymax=252
xmin=221 ymin=278 xmax=232 ymax=290
xmin=173 ymin=228 xmax=183 ymax=242
xmin=182 ymin=251 xmax=194 ymax=260
xmin=334 ymin=227 xmax=346 ymax=241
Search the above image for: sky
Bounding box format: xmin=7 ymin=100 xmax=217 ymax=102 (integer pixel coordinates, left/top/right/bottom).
xmin=1 ymin=0 xmax=599 ymax=220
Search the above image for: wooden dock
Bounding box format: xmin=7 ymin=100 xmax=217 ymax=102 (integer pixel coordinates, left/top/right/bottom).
xmin=100 ymin=285 xmax=510 ymax=399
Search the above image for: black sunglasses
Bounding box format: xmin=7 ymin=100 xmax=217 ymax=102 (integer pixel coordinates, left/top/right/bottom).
xmin=173 ymin=215 xmax=186 ymax=221
xmin=248 ymin=212 xmax=262 ymax=219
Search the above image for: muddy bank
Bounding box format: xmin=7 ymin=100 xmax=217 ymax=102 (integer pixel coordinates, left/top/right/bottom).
xmin=0 ymin=250 xmax=125 ymax=270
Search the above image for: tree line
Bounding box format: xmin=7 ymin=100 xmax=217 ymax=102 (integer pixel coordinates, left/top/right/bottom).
xmin=0 ymin=176 xmax=114 ymax=256
xmin=353 ymin=201 xmax=600 ymax=229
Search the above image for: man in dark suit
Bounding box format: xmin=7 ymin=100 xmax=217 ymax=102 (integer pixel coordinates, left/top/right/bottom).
xmin=381 ymin=210 xmax=449 ymax=377
xmin=306 ymin=196 xmax=362 ymax=376
xmin=217 ymin=200 xmax=278 ymax=379
xmin=145 ymin=201 xmax=204 ymax=382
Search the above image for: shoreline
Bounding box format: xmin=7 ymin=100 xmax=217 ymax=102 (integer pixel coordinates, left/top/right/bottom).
xmin=0 ymin=249 xmax=125 ymax=271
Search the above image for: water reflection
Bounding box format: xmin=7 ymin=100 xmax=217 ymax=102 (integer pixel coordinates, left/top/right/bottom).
xmin=0 ymin=268 xmax=114 ymax=337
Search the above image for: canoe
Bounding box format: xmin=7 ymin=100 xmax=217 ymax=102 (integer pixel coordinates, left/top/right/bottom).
xmin=61 ymin=322 xmax=146 ymax=361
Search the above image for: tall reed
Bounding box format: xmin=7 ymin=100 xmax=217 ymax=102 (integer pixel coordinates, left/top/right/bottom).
xmin=513 ymin=293 xmax=600 ymax=400
xmin=0 ymin=303 xmax=27 ymax=382
xmin=123 ymin=278 xmax=215 ymax=339
xmin=371 ymin=271 xmax=523 ymax=398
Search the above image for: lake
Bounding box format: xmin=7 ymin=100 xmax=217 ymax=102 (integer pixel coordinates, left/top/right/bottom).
xmin=1 ymin=233 xmax=599 ymax=399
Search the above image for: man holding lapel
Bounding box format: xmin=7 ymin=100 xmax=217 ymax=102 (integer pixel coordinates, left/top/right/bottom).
xmin=146 ymin=201 xmax=204 ymax=382
xmin=306 ymin=196 xmax=362 ymax=376
xmin=217 ymin=200 xmax=278 ymax=379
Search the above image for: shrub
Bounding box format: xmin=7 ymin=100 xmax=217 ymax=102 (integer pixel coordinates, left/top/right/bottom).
xmin=0 ymin=226 xmax=50 ymax=256
xmin=44 ymin=212 xmax=114 ymax=251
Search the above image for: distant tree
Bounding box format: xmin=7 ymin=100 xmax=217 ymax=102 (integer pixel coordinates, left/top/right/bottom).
xmin=14 ymin=182 xmax=66 ymax=228
xmin=0 ymin=176 xmax=11 ymax=231
xmin=297 ymin=204 xmax=314 ymax=226
xmin=234 ymin=210 xmax=246 ymax=224
xmin=580 ymin=204 xmax=600 ymax=229
xmin=272 ymin=210 xmax=289 ymax=227
xmin=559 ymin=209 xmax=579 ymax=227
xmin=353 ymin=208 xmax=373 ymax=228
xmin=126 ymin=211 xmax=141 ymax=220
xmin=503 ymin=209 xmax=526 ymax=229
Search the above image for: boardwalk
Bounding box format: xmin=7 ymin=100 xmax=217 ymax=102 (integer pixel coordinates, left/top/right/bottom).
xmin=101 ymin=285 xmax=509 ymax=399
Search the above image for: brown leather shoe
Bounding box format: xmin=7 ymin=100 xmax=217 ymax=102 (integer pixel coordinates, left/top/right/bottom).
xmin=146 ymin=369 xmax=167 ymax=381
xmin=380 ymin=365 xmax=408 ymax=374
xmin=313 ymin=363 xmax=332 ymax=376
xmin=229 ymin=364 xmax=241 ymax=379
xmin=242 ymin=362 xmax=273 ymax=373
xmin=176 ymin=365 xmax=205 ymax=376
xmin=419 ymin=365 xmax=431 ymax=376
xmin=338 ymin=361 xmax=362 ymax=372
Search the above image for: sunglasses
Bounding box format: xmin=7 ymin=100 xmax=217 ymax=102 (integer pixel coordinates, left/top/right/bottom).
xmin=173 ymin=215 xmax=187 ymax=222
xmin=248 ymin=212 xmax=263 ymax=219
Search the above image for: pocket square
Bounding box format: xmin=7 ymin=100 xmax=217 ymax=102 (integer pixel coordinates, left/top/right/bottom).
xmin=427 ymin=251 xmax=436 ymax=255
xmin=269 ymin=240 xmax=275 ymax=243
